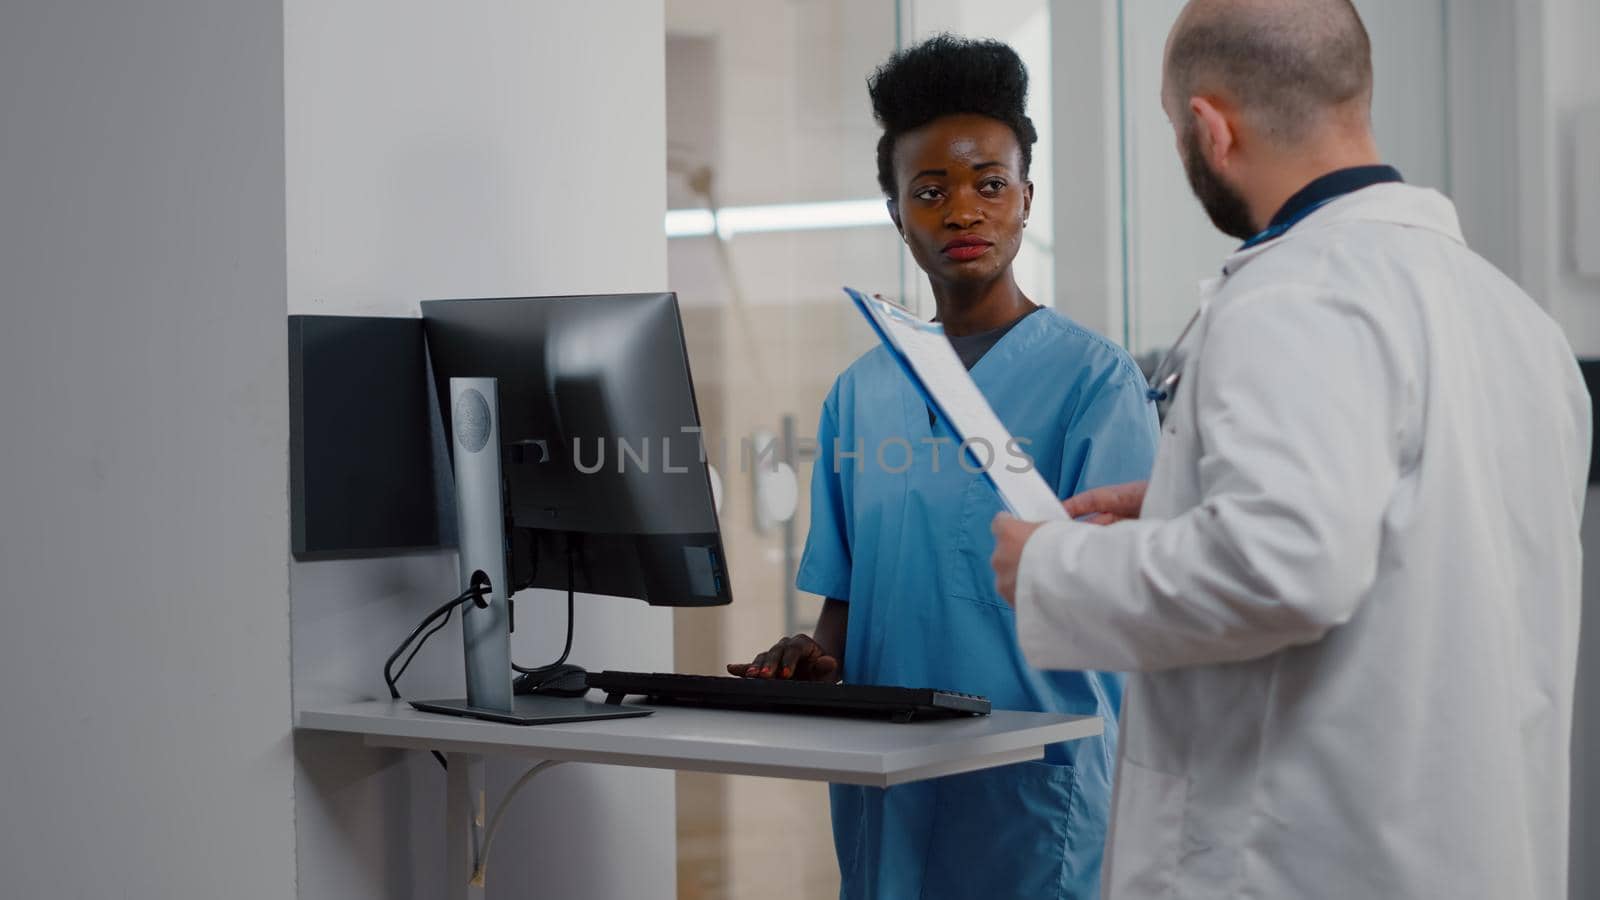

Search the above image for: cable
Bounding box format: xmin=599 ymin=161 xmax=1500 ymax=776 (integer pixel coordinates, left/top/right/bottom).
xmin=468 ymin=759 xmax=565 ymax=888
xmin=392 ymin=606 xmax=454 ymax=687
xmin=382 ymin=575 xmax=491 ymax=771
xmin=383 ymin=581 xmax=487 ymax=700
xmin=509 ymin=527 xmax=539 ymax=593
xmin=510 ymin=536 xmax=576 ymax=677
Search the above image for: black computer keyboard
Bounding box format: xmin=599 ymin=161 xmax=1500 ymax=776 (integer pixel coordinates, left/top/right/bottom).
xmin=586 ymin=671 xmax=990 ymax=723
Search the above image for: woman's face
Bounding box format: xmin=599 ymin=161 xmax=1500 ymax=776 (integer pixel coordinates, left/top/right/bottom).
xmin=891 ymin=114 xmax=1032 ymax=290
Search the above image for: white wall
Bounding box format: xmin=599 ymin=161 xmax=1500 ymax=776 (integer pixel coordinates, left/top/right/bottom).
xmin=284 ymin=2 xmax=676 ymax=898
xmin=1114 ymin=0 xmax=1237 ymax=354
xmin=1523 ymin=0 xmax=1600 ymax=352
xmin=1047 ymin=0 xmax=1127 ymax=341
xmin=1445 ymin=0 xmax=1521 ymax=276
xmin=0 ymin=2 xmax=296 ymax=898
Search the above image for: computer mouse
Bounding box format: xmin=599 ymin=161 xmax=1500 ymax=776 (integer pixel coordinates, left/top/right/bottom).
xmin=513 ymin=664 xmax=590 ymax=698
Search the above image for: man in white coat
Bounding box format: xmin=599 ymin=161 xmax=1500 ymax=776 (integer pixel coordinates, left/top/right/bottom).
xmin=989 ymin=0 xmax=1592 ymax=897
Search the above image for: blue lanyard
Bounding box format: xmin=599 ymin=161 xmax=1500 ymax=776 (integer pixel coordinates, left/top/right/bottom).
xmin=1238 ymin=195 xmax=1340 ymax=250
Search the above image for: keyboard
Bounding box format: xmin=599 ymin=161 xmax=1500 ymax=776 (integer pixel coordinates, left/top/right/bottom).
xmin=585 ymin=671 xmax=990 ymax=723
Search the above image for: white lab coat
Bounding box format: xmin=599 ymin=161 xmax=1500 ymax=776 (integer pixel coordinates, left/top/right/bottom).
xmin=1016 ymin=184 xmax=1591 ymax=899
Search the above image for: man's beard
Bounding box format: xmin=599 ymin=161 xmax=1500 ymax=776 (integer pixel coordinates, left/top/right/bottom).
xmin=1180 ymin=126 xmax=1257 ymax=241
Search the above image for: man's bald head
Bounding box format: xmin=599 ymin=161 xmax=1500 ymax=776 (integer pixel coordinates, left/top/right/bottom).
xmin=1165 ymin=0 xmax=1373 ymax=145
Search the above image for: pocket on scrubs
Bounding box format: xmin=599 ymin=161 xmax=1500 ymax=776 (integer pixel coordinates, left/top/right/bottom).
xmin=948 ymin=477 xmax=1010 ymax=607
xmin=1105 ymin=760 xmax=1188 ymax=898
xmin=920 ymin=760 xmax=1081 ymax=899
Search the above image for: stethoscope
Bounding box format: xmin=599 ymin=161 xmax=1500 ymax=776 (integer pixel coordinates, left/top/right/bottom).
xmin=1144 ymin=195 xmax=1341 ymax=421
xmin=1144 ymin=305 xmax=1204 ymax=423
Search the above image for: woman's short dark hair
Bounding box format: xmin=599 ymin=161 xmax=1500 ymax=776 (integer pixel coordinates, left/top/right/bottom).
xmin=868 ymin=34 xmax=1038 ymax=200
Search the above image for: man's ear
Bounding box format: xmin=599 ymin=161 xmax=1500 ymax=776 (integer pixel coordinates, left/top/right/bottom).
xmin=886 ymin=198 xmax=903 ymax=236
xmin=1189 ymin=95 xmax=1235 ymax=171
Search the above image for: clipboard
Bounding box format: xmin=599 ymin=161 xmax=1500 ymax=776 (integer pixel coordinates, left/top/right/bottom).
xmin=844 ymin=287 xmax=1068 ymax=522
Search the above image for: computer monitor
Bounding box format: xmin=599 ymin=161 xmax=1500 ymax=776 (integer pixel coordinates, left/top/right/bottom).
xmin=420 ymin=293 xmax=732 ymax=608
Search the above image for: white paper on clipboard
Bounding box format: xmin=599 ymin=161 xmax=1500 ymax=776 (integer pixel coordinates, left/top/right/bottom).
xmin=844 ymin=287 xmax=1068 ymax=523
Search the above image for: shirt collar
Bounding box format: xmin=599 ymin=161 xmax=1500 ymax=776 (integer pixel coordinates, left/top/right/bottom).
xmin=1220 ymin=182 xmax=1467 ymax=278
xmin=1239 ymin=165 xmax=1404 ymax=251
xmin=1269 ymin=165 xmax=1404 ymax=230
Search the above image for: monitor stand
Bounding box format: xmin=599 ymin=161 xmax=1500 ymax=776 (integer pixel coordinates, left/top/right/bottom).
xmin=415 ymin=377 xmax=648 ymax=727
xmin=409 ymin=695 xmax=650 ymax=726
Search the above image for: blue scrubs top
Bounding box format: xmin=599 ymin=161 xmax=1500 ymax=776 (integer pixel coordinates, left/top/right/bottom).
xmin=797 ymin=308 xmax=1159 ymax=900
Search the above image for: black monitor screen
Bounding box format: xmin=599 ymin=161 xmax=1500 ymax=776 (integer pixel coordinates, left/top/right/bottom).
xmin=422 ymin=294 xmax=730 ymax=607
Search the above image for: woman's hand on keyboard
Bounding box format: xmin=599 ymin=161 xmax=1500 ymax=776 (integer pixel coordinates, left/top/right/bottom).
xmin=727 ymin=634 xmax=841 ymax=682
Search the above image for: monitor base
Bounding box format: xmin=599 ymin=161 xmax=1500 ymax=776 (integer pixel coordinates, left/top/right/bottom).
xmin=409 ymin=694 xmax=652 ymax=726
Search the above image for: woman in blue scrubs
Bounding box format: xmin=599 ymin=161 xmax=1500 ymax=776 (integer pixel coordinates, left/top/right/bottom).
xmin=728 ymin=36 xmax=1158 ymax=899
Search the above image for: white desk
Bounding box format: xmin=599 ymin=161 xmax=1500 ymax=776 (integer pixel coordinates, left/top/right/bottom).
xmin=296 ymin=699 xmax=1101 ymax=898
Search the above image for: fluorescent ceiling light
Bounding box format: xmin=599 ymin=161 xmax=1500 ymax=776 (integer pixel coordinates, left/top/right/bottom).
xmin=666 ymin=198 xmax=892 ymax=239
